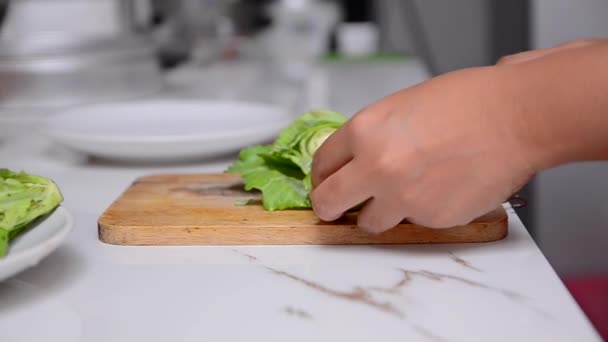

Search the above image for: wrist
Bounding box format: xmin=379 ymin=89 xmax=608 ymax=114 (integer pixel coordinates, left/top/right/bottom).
xmin=498 ymin=69 xmax=564 ymax=172
xmin=495 ymin=44 xmax=608 ymax=171
xmin=480 ymin=67 xmax=556 ymax=175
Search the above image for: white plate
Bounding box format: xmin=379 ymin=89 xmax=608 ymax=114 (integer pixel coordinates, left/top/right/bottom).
xmin=44 ymin=100 xmax=293 ymax=162
xmin=0 ymin=207 xmax=73 ymax=282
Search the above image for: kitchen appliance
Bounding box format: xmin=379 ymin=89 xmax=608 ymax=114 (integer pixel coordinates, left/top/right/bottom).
xmin=98 ymin=173 xmax=508 ymax=246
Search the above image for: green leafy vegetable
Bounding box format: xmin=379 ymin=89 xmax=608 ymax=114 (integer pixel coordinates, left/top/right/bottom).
xmin=226 ymin=110 xmax=347 ymax=211
xmin=0 ymin=169 xmax=63 ymax=257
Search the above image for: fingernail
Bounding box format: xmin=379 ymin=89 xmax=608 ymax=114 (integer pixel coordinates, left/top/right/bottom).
xmin=312 ymin=204 xmax=331 ymax=221
xmin=311 ymin=191 xmax=339 ymax=221
xmin=312 ymin=202 xmax=337 ymax=222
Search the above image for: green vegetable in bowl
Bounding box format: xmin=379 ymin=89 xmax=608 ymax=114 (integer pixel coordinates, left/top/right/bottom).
xmin=0 ymin=169 xmax=64 ymax=257
xmin=226 ymin=110 xmax=347 ymax=211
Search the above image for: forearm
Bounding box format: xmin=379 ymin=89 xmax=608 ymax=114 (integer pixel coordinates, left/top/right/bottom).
xmin=498 ymin=41 xmax=608 ymax=171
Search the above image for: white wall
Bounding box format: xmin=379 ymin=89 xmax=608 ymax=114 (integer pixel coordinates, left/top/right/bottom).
xmin=532 ymin=0 xmax=608 ymax=276
xmin=532 ymin=0 xmax=608 ymax=48
xmin=374 ymin=0 xmax=492 ymax=73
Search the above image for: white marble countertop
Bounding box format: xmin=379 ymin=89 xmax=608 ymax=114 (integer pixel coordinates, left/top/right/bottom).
xmin=0 ymin=60 xmax=602 ymax=341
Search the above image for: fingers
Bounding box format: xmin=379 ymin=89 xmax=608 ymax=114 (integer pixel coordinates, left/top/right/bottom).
xmin=357 ymin=196 xmax=406 ymax=234
xmin=311 ymin=159 xmax=373 ymax=221
xmin=312 ymin=93 xmax=400 ymax=189
xmin=311 ymin=124 xmax=353 ymax=189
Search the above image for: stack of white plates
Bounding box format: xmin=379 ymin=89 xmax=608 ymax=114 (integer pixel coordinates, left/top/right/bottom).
xmin=43 ymin=100 xmax=294 ymax=162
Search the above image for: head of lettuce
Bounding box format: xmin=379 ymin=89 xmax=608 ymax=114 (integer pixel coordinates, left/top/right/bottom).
xmin=226 ymin=110 xmax=347 ymax=211
xmin=0 ymin=169 xmax=63 ymax=257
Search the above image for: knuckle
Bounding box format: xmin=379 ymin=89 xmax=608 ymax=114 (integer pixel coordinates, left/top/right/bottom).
xmin=347 ymin=116 xmax=370 ymax=141
xmin=374 ymin=154 xmax=395 ymax=173
xmin=373 ymin=149 xmax=409 ymax=176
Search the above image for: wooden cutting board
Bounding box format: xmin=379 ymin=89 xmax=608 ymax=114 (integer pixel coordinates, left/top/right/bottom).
xmin=98 ymin=174 xmax=508 ymax=245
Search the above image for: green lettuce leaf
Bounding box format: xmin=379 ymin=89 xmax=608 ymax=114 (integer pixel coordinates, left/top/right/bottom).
xmin=266 ymin=110 xmax=346 ymax=176
xmin=0 ymin=169 xmax=63 ymax=257
xmin=226 ymin=145 xmax=272 ymax=174
xmin=242 ymin=169 xmax=310 ymax=210
xmin=226 ymin=109 xmax=347 ymax=211
xmin=273 ymin=110 xmax=347 ymax=151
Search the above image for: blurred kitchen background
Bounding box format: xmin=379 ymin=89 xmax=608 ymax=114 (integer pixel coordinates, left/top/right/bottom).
xmin=1 ymin=0 xmax=607 ymax=322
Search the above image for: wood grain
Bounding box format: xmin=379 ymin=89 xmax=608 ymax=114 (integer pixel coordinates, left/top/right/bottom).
xmin=98 ymin=174 xmax=508 ymax=245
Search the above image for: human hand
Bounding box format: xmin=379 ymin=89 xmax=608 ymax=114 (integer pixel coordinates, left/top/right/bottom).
xmin=310 ymin=67 xmax=536 ymax=232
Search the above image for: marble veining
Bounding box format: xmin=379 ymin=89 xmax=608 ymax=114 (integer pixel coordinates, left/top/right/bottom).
xmin=232 ymin=249 xmax=259 ymax=262
xmin=232 ymin=249 xmax=551 ymax=321
xmin=232 ymin=249 xmax=453 ymax=341
xmin=265 ymin=265 xmax=405 ymax=318
xmin=448 ymin=252 xmax=483 ymax=272
xmin=411 ymin=324 xmax=451 ymax=342
xmin=380 ymin=269 xmax=525 ymax=301
xmin=283 ymin=306 xmax=314 ymax=320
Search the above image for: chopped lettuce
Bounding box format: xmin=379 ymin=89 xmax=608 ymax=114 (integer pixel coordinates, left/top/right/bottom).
xmin=226 ymin=110 xmax=347 ymax=211
xmin=0 ymin=169 xmax=63 ymax=257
